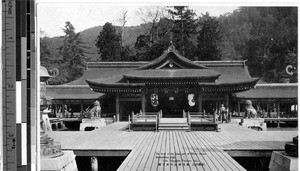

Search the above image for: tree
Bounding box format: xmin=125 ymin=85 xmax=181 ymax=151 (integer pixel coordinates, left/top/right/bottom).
xmin=168 ymin=6 xmax=197 ymax=59
xmin=116 ymin=10 xmax=128 ymax=46
xmin=134 ymin=17 xmax=173 ymax=61
xmin=136 ymin=7 xmax=167 ymax=44
xmin=49 ymin=21 xmax=90 ymax=85
xmin=196 ymin=12 xmax=221 ymax=61
xmin=95 ymin=22 xmax=122 ymax=61
xmin=218 ymin=7 xmax=297 ymax=82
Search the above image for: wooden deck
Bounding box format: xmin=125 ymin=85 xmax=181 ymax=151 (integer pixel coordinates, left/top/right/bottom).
xmin=47 ymin=122 xmax=297 ymax=171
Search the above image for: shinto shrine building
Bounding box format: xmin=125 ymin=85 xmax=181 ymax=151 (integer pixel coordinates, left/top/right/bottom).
xmin=46 ymin=46 xmax=297 ymax=121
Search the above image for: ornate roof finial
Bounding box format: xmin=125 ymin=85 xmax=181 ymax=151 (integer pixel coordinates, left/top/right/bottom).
xmin=168 ymin=41 xmax=176 ymax=52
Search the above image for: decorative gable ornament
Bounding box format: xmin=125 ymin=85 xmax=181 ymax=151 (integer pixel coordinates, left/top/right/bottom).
xmin=150 ymin=93 xmax=159 ymax=107
xmin=188 ymin=94 xmax=195 ymax=106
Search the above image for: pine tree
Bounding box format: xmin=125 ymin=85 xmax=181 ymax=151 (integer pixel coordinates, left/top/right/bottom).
xmin=168 ymin=6 xmax=197 ymax=59
xmin=95 ymin=22 xmax=122 ymax=61
xmin=50 ymin=21 xmax=90 ymax=84
xmin=196 ymin=13 xmax=221 ymax=61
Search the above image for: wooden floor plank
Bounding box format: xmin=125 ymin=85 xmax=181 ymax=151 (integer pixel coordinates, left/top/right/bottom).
xmin=130 ymin=132 xmax=157 ymax=171
xmin=47 ymin=122 xmax=297 ymax=171
xmin=170 ymin=131 xmax=184 ymax=171
xmin=185 ymin=132 xmax=212 ymax=171
xmin=157 ymin=132 xmax=167 ymax=171
xmin=150 ymin=132 xmax=165 ymax=171
xmin=174 ymin=131 xmax=192 ymax=171
xmin=179 ymin=132 xmax=201 ymax=171
xmin=192 ymin=132 xmax=231 ymax=171
xmin=142 ymin=132 xmax=163 ymax=171
xmin=117 ymin=132 xmax=151 ymax=171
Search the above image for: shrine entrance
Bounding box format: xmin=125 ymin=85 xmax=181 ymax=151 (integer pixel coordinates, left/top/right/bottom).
xmin=158 ymin=92 xmax=191 ymax=118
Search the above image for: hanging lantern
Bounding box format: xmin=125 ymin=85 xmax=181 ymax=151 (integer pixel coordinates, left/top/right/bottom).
xmin=150 ymin=93 xmax=159 ymax=107
xmin=188 ymin=94 xmax=195 ymax=107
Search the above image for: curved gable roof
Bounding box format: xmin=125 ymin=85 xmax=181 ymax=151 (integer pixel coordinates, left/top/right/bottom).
xmin=137 ymin=50 xmax=207 ymax=70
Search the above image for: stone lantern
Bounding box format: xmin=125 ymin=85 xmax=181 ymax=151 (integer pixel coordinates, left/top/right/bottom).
xmin=40 ymin=66 xmax=78 ymax=170
xmin=40 ymin=66 xmax=63 ymax=158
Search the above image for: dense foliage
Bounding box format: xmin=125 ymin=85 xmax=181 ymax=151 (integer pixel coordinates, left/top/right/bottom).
xmin=41 ymin=7 xmax=297 ymax=84
xmin=95 ymin=22 xmax=122 ymax=61
xmin=45 ymin=21 xmax=90 ymax=85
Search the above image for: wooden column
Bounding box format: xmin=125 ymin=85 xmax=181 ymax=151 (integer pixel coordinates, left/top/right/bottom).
xmin=80 ymin=102 xmax=84 ymax=118
xmin=225 ymin=94 xmax=229 ymax=109
xmin=277 ymin=101 xmax=280 ymax=128
xmin=142 ymin=94 xmax=146 ymax=113
xmin=237 ymin=102 xmax=241 ymax=116
xmin=62 ymin=102 xmax=65 ymax=118
xmin=225 ymin=94 xmax=229 ymax=122
xmin=116 ymin=95 xmax=120 ymax=116
xmin=198 ymin=94 xmax=202 ymax=112
xmin=91 ymin=157 xmax=98 ymax=171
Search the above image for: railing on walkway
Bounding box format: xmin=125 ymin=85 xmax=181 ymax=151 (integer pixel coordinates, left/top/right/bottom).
xmin=186 ymin=110 xmax=218 ymax=131
xmin=188 ymin=112 xmax=214 ymax=123
xmin=128 ymin=110 xmax=161 ymax=132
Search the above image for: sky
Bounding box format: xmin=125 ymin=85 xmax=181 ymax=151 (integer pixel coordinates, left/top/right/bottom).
xmin=37 ymin=2 xmax=239 ymax=37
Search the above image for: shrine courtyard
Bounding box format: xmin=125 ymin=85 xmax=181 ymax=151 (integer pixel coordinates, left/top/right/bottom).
xmin=47 ymin=121 xmax=297 ymax=171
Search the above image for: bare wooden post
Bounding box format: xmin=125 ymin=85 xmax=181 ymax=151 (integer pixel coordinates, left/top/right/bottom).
xmin=277 ymin=102 xmax=280 ymax=128
xmin=80 ymin=103 xmax=84 ymax=118
xmin=117 ymin=113 xmax=120 ymax=122
xmin=198 ymin=94 xmax=202 ymax=113
xmin=187 ymin=112 xmax=191 ymax=132
xmin=128 ymin=115 xmax=131 ymax=131
xmin=116 ymin=95 xmax=120 ymax=117
xmin=213 ymin=110 xmax=216 ymax=124
xmin=113 ymin=115 xmax=116 ymax=123
xmin=91 ymin=157 xmax=98 ymax=171
xmin=131 ymin=111 xmax=134 ymax=123
xmin=238 ymin=101 xmax=241 ymax=117
xmin=142 ymin=94 xmax=146 ymax=114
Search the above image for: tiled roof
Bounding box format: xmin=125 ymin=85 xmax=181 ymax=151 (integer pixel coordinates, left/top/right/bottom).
xmin=46 ymin=85 xmax=103 ymax=99
xmin=123 ymin=69 xmax=220 ymax=80
xmin=234 ymin=83 xmax=298 ymax=99
xmin=137 ymin=51 xmax=207 ymax=69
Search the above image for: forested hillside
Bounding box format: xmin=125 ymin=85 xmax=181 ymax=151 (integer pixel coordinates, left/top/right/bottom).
xmin=41 ymin=6 xmax=297 ymax=85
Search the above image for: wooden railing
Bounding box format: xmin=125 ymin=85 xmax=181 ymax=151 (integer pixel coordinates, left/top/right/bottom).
xmin=188 ymin=112 xmax=214 ymax=123
xmin=128 ymin=110 xmax=160 ymax=132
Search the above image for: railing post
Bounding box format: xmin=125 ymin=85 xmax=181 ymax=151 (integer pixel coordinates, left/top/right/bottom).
xmin=183 ymin=110 xmax=186 ymax=118
xmin=156 ymin=114 xmax=158 ymax=132
xmin=131 ymin=111 xmax=134 ymax=124
xmin=128 ymin=115 xmax=131 ymax=131
xmin=188 ymin=112 xmax=191 ymax=132
xmin=113 ymin=115 xmax=116 ymax=123
xmin=117 ymin=113 xmax=120 ymax=122
xmin=213 ymin=111 xmax=216 ymax=124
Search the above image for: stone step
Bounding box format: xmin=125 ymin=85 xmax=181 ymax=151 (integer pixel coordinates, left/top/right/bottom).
xmin=159 ymin=123 xmax=189 ymax=127
xmin=158 ymin=127 xmax=189 ymax=131
xmin=159 ymin=122 xmax=189 ymax=131
xmin=160 ymin=118 xmax=187 ymax=123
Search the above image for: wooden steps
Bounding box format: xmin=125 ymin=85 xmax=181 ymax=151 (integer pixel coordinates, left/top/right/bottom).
xmin=159 ymin=118 xmax=189 ymax=131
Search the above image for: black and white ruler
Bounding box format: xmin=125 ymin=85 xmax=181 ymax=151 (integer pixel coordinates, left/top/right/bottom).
xmin=2 ymin=0 xmax=36 ymax=170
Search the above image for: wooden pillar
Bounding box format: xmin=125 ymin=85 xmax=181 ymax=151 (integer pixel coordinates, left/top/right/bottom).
xmin=237 ymin=101 xmax=241 ymax=116
xmin=91 ymin=157 xmax=98 ymax=171
xmin=198 ymin=94 xmax=202 ymax=113
xmin=142 ymin=94 xmax=146 ymax=113
xmin=80 ymin=102 xmax=84 ymax=118
xmin=62 ymin=102 xmax=65 ymax=118
xmin=116 ymin=95 xmax=120 ymax=116
xmin=277 ymin=101 xmax=280 ymax=128
xmin=225 ymin=94 xmax=229 ymax=109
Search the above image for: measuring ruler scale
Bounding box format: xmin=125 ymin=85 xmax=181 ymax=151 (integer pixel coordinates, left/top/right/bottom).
xmin=2 ymin=0 xmax=36 ymax=170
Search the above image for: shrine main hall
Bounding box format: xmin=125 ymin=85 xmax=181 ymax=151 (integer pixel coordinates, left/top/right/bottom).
xmin=47 ymin=46 xmax=297 ymax=121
